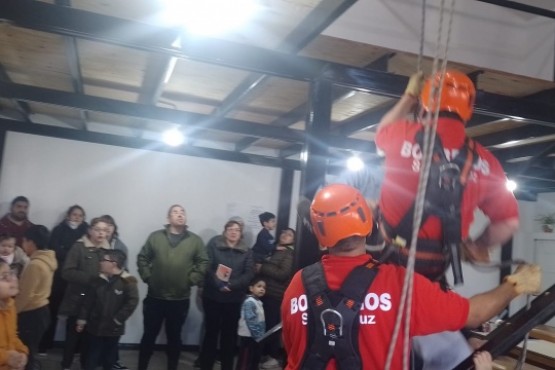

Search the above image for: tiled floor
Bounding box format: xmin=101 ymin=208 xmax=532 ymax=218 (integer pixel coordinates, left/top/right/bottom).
xmin=38 ymin=348 xmax=210 ymax=370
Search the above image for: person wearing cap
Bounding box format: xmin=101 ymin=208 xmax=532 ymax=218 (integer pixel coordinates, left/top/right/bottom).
xmin=281 ymin=184 xmax=541 ymax=370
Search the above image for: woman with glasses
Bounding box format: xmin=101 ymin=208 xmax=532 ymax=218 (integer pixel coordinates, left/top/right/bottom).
xmin=58 ymin=217 xmax=111 ymax=370
xmin=199 ymin=220 xmax=255 ymax=370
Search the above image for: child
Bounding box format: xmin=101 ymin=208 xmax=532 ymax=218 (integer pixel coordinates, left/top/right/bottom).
xmin=252 ymin=212 xmax=276 ymax=263
xmin=15 ymin=225 xmax=57 ymax=370
xmin=75 ymin=250 xmax=139 ymax=370
xmin=236 ymin=277 xmax=266 ymax=370
xmin=0 ymin=234 xmax=29 ymax=277
xmin=0 ymin=259 xmax=28 ymax=370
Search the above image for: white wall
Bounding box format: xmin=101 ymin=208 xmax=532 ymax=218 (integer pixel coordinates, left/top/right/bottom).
xmin=325 ymin=0 xmax=555 ymax=81
xmin=0 ymin=131 xmax=296 ymax=345
xmin=4 ymin=130 xmax=553 ymax=342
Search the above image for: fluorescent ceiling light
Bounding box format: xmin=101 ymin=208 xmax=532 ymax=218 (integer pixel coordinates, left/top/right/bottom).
xmin=347 ymin=156 xmax=364 ymax=172
xmin=506 ymin=179 xmax=517 ymax=192
xmin=160 ymin=0 xmax=259 ymax=36
xmin=493 ymin=140 xmax=521 ymax=149
xmin=162 ymin=128 xmax=185 ymax=146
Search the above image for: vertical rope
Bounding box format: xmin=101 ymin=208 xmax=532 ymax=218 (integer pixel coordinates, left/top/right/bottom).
xmin=417 ymin=0 xmax=426 ymax=72
xmin=384 ymin=0 xmax=456 ymax=369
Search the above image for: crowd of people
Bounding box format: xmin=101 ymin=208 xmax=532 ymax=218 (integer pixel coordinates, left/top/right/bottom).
xmin=0 ymin=198 xmax=295 ymax=370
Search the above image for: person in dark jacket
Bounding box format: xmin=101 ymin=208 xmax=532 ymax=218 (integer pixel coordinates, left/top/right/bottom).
xmin=39 ymin=205 xmax=88 ymax=354
xmin=76 ymin=249 xmax=139 ymax=370
xmin=137 ymin=205 xmax=208 ymax=370
xmin=99 ymin=215 xmax=129 ymax=370
xmin=251 ymin=212 xmax=276 ymax=263
xmin=59 ymin=217 xmax=111 ymax=370
xmin=199 ymin=220 xmax=255 ymax=370
xmin=257 ymin=228 xmax=295 ymax=369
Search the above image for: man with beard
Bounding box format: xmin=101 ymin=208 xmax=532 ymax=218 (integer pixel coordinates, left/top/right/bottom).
xmin=0 ymin=196 xmax=34 ymax=247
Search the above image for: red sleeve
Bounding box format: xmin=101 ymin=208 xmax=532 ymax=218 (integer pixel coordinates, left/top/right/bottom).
xmin=281 ymin=271 xmax=307 ymax=370
xmin=477 ymin=150 xmax=519 ymax=222
xmin=375 ymin=120 xmax=414 ymax=154
xmin=410 ymin=272 xmax=469 ymax=336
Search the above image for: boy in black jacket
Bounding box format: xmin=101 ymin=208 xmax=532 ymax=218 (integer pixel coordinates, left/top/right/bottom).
xmin=76 ymin=249 xmax=139 ymax=370
xmin=252 ymin=212 xmax=276 ymax=263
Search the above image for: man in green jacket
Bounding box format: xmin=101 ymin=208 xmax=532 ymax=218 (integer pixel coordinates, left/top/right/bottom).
xmin=137 ymin=204 xmax=208 ymax=370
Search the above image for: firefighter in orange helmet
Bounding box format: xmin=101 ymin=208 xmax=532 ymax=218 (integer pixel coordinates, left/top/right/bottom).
xmin=373 ymin=70 xmax=519 ymax=369
xmin=281 ymin=184 xmax=539 ymax=370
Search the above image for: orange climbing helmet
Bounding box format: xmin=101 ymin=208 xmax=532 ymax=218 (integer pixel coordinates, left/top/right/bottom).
xmin=420 ymin=69 xmax=476 ymax=122
xmin=310 ymin=184 xmax=373 ymax=248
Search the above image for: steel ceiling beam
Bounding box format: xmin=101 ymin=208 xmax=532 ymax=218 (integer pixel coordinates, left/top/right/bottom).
xmin=0 ymin=81 xmax=373 ymax=153
xmin=322 ymin=66 xmax=555 ymax=125
xmin=214 ymin=0 xmax=357 ymax=118
xmin=0 ymin=63 xmax=31 ymax=123
xmin=220 ymin=0 xmax=357 ymax=151
xmin=0 ymin=118 xmax=301 ymax=170
xmin=333 ymin=101 xmax=396 ymax=136
xmin=492 ymin=141 xmax=555 ymax=163
xmin=476 ymin=0 xmax=555 ymax=19
xmin=472 ymin=125 xmax=555 ymax=148
xmin=2 ymin=0 xmax=554 ymax=127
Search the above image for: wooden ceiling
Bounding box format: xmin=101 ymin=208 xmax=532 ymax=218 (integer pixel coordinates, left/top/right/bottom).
xmin=0 ymin=0 xmax=554 ymax=199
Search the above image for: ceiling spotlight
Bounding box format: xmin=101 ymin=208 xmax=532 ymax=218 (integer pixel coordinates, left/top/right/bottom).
xmin=506 ymin=179 xmax=517 ymax=192
xmin=162 ymin=128 xmax=185 ymax=147
xmin=160 ymin=0 xmax=259 ymax=36
xmin=347 ymin=156 xmax=364 ymax=172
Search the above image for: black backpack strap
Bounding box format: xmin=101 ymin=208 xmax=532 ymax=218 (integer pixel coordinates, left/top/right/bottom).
xmin=301 ymin=259 xmax=379 ymax=370
xmin=334 ymin=261 xmax=379 ymax=370
xmin=301 ymin=262 xmax=331 ymax=370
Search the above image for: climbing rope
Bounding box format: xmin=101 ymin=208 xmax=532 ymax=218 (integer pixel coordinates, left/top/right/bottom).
xmin=384 ymin=0 xmax=455 ymax=369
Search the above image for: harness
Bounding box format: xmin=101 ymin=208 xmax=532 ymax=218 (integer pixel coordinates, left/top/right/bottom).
xmin=380 ymin=129 xmax=477 ymax=285
xmin=300 ymin=259 xmax=378 ymax=370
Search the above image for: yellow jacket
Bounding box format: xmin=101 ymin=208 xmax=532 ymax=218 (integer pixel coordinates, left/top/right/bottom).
xmin=15 ymin=250 xmax=57 ymax=313
xmin=0 ymin=298 xmax=29 ymax=370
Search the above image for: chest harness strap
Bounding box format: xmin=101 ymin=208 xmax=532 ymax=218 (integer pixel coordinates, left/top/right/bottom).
xmin=380 ymin=130 xmax=476 ymax=285
xmin=300 ymin=259 xmax=379 ymax=370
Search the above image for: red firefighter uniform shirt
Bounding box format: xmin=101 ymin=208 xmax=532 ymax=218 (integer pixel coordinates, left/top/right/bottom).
xmin=281 ymin=254 xmax=469 ymax=370
xmin=376 ymin=117 xmax=519 ymax=241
